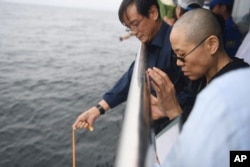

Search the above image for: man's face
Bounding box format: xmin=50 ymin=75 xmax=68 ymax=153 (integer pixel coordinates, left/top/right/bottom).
xmin=210 ymin=4 xmax=223 ymax=15
xmin=122 ymin=3 xmax=159 ymax=43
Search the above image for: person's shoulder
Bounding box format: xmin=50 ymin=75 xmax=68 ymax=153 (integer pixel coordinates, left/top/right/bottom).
xmin=161 ymin=21 xmax=172 ymax=33
xmin=203 ymin=68 xmax=250 ymax=105
xmin=209 ymin=68 xmax=250 ymax=89
xmin=226 ymin=19 xmax=242 ymax=33
xmin=196 ymin=68 xmax=250 ymax=113
xmin=231 ymin=57 xmax=250 ymax=67
xmin=157 ymin=22 xmax=172 ymax=46
xmin=225 ymin=26 xmax=242 ymax=37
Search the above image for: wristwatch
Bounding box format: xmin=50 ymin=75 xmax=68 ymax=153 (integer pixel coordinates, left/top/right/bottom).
xmin=96 ymin=104 xmax=105 ymax=115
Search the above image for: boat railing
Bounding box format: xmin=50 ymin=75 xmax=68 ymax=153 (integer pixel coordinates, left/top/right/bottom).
xmin=115 ymin=43 xmax=155 ymax=167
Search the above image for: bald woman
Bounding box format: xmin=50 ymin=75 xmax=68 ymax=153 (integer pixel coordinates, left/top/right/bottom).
xmin=147 ymin=8 xmax=249 ymax=125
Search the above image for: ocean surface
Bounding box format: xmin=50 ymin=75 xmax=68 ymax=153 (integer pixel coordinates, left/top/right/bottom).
xmin=0 ymin=2 xmax=140 ymax=167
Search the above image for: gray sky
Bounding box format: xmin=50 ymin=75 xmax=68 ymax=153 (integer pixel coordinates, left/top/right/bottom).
xmin=2 ymin=0 xmax=122 ymax=11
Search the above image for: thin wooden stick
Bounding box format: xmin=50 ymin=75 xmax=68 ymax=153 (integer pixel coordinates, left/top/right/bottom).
xmin=72 ymin=123 xmax=94 ymax=167
xmin=72 ymin=128 xmax=76 ymax=167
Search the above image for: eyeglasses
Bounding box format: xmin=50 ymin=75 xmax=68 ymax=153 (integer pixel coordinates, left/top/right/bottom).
xmin=175 ymin=35 xmax=211 ymax=63
xmin=126 ymin=16 xmax=144 ymax=32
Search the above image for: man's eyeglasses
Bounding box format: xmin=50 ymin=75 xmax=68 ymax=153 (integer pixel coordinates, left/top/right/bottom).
xmin=175 ymin=35 xmax=211 ymax=63
xmin=126 ymin=16 xmax=144 ymax=32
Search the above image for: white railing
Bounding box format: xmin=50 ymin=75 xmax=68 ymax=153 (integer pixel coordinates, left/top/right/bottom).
xmin=115 ymin=43 xmax=155 ymax=167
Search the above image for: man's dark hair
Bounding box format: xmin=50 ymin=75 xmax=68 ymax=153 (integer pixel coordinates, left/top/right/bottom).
xmin=135 ymin=0 xmax=159 ymax=17
xmin=118 ymin=0 xmax=159 ymax=24
xmin=118 ymin=0 xmax=135 ymax=24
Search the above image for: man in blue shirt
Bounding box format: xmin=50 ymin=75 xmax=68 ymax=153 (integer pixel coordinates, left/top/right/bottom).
xmin=209 ymin=0 xmax=243 ymax=57
xmin=73 ymin=0 xmax=194 ymax=134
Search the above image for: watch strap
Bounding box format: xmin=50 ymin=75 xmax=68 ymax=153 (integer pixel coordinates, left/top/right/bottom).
xmin=96 ymin=104 xmax=105 ymax=115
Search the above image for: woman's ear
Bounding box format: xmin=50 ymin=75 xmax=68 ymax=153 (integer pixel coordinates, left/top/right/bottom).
xmin=149 ymin=5 xmax=159 ymax=20
xmin=207 ymin=35 xmax=219 ymax=55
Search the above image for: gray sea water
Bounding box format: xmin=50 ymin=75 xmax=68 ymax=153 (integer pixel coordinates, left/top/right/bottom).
xmin=0 ymin=2 xmax=140 ymax=167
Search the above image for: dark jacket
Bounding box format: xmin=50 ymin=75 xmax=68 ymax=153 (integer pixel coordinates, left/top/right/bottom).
xmin=223 ymin=17 xmax=243 ymax=58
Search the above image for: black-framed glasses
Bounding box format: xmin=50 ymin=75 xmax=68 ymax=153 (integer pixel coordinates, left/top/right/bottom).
xmin=175 ymin=35 xmax=211 ymax=63
xmin=126 ymin=16 xmax=144 ymax=32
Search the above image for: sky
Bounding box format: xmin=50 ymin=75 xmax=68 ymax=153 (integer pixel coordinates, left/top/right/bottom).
xmin=1 ymin=0 xmax=122 ymax=11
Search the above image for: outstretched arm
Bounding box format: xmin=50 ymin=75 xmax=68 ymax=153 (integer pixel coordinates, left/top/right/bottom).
xmin=72 ymin=100 xmax=110 ymax=130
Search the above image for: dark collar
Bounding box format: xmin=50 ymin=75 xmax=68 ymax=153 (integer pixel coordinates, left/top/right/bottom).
xmin=147 ymin=21 xmax=170 ymax=48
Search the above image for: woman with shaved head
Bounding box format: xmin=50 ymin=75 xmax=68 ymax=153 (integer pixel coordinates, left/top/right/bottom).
xmin=147 ymin=8 xmax=249 ymax=125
